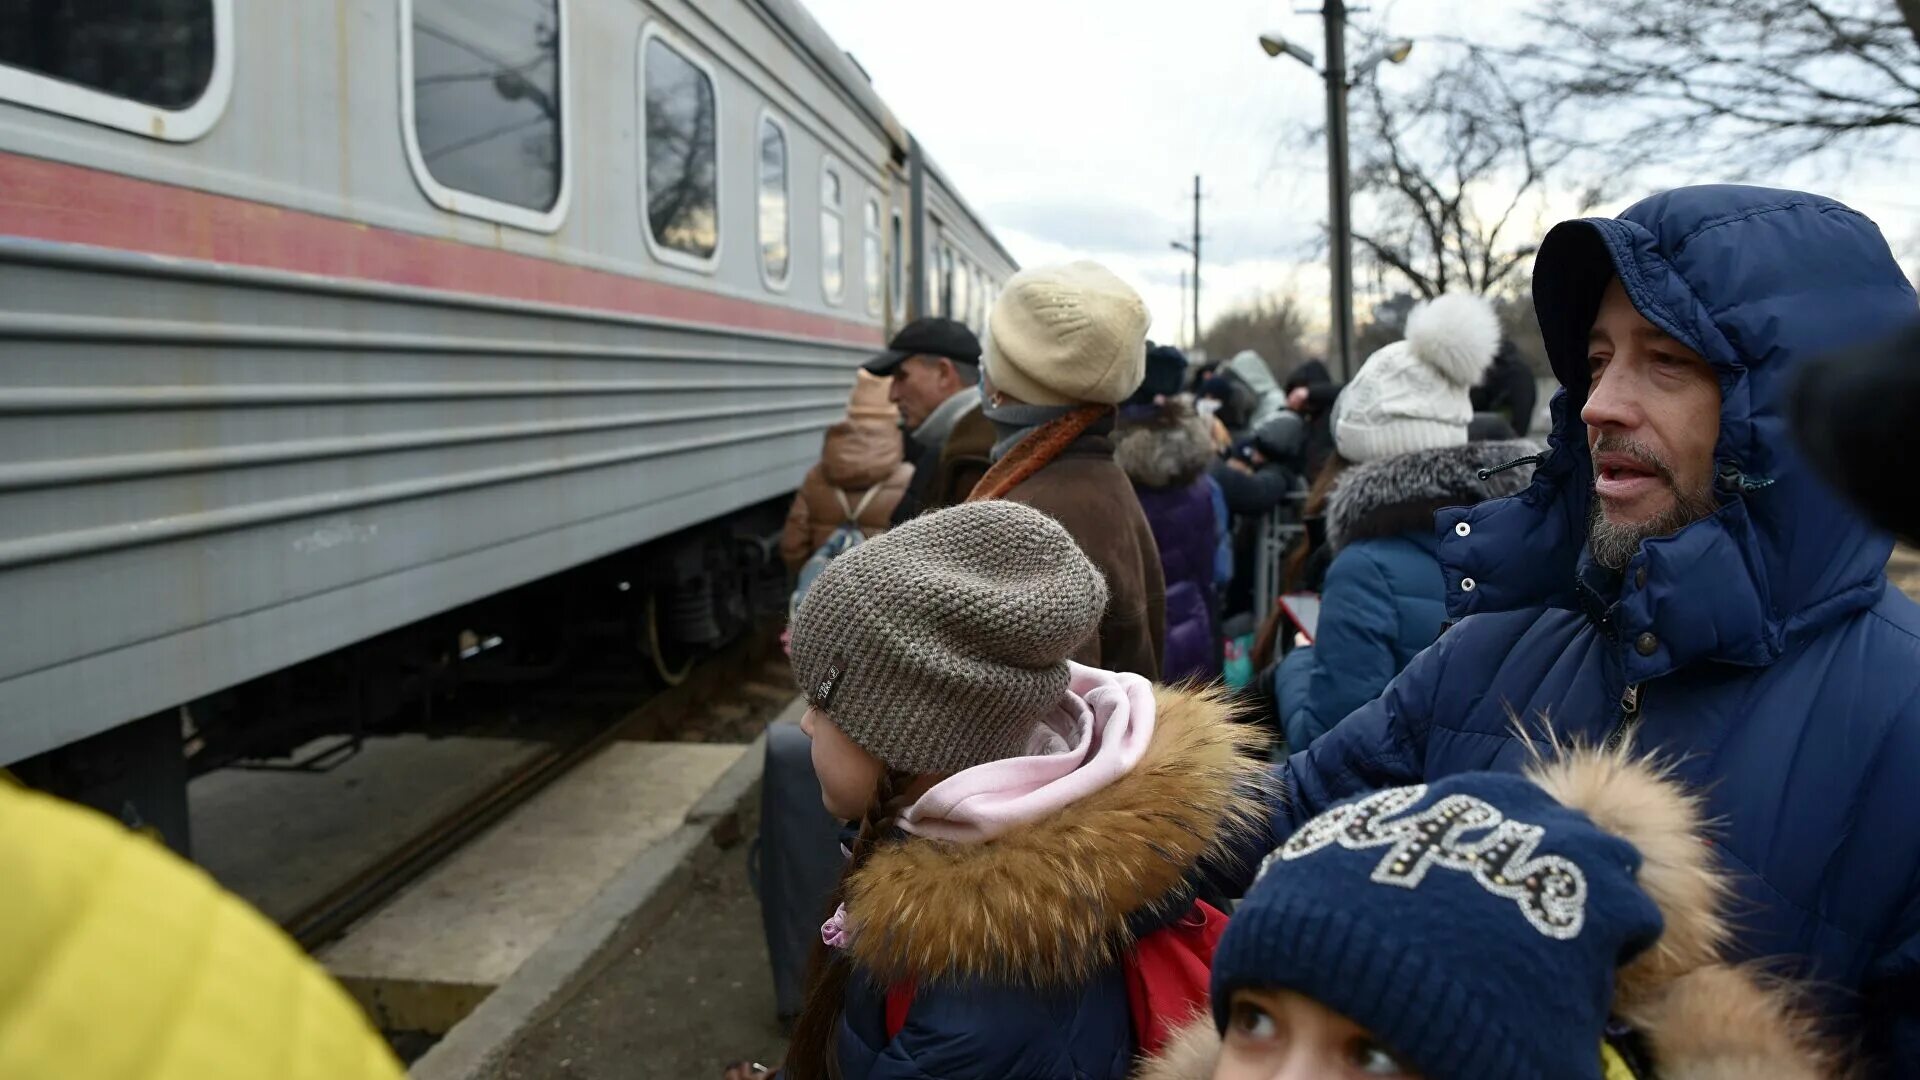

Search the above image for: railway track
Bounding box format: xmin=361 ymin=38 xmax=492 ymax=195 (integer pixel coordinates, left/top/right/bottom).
xmin=262 ymin=625 xmax=790 ymax=954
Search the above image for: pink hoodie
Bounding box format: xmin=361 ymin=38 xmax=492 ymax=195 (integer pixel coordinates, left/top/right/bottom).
xmin=895 ymin=663 xmax=1157 ymax=844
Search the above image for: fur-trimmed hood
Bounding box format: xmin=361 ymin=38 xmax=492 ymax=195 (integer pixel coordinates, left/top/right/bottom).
xmin=842 ymin=685 xmax=1269 ymax=987
xmin=1326 ymin=438 xmax=1539 ymax=551
xmin=1133 ymin=744 xmax=1845 ymax=1080
xmin=1115 ymin=401 xmax=1217 ymax=490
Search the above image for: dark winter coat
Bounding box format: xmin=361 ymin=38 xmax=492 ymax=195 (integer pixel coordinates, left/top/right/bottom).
xmin=1002 ymin=433 xmax=1167 ymax=680
xmin=1285 ymin=360 xmax=1341 ymax=476
xmin=1470 ymin=339 xmax=1540 ymax=436
xmin=1245 ymin=187 xmax=1920 ymax=1071
xmin=1210 ymin=413 xmax=1307 ymax=516
xmin=1116 ymin=403 xmax=1230 ymax=683
xmin=830 ymin=688 xmax=1265 ymax=1080
xmin=1273 ymin=440 xmax=1537 ymax=750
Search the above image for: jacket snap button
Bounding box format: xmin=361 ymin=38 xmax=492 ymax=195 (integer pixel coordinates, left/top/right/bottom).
xmin=1635 ymin=632 xmax=1658 ymax=657
xmin=1454 ymin=522 xmax=1471 ymax=537
xmin=1635 ymin=567 xmax=1648 ymax=589
xmin=1460 ymin=577 xmax=1476 ymax=592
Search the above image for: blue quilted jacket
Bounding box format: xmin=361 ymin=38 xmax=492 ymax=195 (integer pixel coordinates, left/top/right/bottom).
xmin=1252 ymin=187 xmax=1920 ymax=1073
xmin=1275 ymin=441 xmax=1537 ymax=750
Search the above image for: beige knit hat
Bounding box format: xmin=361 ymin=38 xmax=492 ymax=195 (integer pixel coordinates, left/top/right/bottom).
xmin=983 ymin=261 xmax=1151 ymax=406
xmin=789 ymin=501 xmax=1109 ymax=775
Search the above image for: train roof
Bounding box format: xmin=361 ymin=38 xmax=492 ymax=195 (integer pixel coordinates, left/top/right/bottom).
xmin=751 ymin=0 xmax=1018 ymax=272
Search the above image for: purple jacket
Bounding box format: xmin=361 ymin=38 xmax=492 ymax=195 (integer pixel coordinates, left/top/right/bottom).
xmin=1115 ymin=403 xmax=1225 ymax=683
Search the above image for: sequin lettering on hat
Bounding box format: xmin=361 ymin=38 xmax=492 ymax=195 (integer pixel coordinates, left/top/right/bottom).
xmin=1277 ymin=784 xmax=1589 ymax=939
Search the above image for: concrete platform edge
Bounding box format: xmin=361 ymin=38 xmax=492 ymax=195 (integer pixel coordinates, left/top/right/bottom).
xmin=410 ymin=722 xmax=778 ymax=1080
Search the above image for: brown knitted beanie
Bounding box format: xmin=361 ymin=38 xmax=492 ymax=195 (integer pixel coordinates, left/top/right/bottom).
xmin=789 ymin=501 xmax=1109 ymax=775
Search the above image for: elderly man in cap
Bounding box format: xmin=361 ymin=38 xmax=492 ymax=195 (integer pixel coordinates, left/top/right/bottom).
xmin=863 ymin=316 xmax=997 ymax=518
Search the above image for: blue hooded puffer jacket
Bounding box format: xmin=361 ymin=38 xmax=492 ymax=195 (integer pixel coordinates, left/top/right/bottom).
xmin=1247 ymin=187 xmax=1920 ymax=1071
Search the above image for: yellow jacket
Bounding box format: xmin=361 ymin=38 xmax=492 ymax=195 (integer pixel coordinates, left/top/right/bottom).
xmin=0 ymin=780 xmax=403 ymax=1079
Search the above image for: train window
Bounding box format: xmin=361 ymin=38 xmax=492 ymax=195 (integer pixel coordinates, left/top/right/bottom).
xmin=938 ymin=245 xmax=954 ymax=317
xmin=757 ymin=112 xmax=790 ymax=288
xmin=863 ymin=196 xmax=883 ymax=318
xmin=404 ymin=0 xmax=569 ymax=232
xmin=820 ymin=161 xmax=845 ymax=303
xmin=0 ymin=0 xmax=233 ymax=141
xmin=890 ymin=208 xmax=906 ymax=321
xmin=640 ymin=26 xmax=719 ymax=267
xmin=953 ymin=258 xmax=971 ymax=334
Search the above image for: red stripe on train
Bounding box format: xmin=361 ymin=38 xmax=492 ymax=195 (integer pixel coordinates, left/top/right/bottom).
xmin=0 ymin=151 xmax=884 ymax=348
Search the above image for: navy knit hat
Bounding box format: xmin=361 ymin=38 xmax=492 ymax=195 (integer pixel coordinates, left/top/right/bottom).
xmin=1126 ymin=342 xmax=1190 ymax=406
xmin=1211 ymin=772 xmax=1665 ymax=1080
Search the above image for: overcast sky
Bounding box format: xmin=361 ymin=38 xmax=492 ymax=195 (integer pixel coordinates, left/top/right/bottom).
xmin=803 ymin=0 xmax=1920 ymax=348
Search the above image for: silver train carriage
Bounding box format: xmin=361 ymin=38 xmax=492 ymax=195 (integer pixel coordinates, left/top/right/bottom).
xmin=0 ymin=0 xmax=1016 ymax=844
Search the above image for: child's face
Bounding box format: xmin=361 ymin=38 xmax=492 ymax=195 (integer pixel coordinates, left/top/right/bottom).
xmin=1213 ymin=988 xmax=1422 ymax=1080
xmin=801 ymin=707 xmax=886 ymax=820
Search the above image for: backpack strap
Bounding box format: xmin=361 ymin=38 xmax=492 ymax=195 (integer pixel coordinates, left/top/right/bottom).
xmin=835 ymin=484 xmax=884 ymax=525
xmin=1123 ymin=900 xmax=1229 ymax=1058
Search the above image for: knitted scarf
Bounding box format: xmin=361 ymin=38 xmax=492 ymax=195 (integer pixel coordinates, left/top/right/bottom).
xmin=967 ymin=404 xmax=1111 ymax=502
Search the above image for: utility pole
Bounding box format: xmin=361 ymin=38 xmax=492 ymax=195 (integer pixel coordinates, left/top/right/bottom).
xmin=1190 ymin=174 xmax=1202 ymax=351
xmin=1323 ymin=0 xmax=1356 ymax=380
xmin=1178 ymin=268 xmax=1189 ymax=350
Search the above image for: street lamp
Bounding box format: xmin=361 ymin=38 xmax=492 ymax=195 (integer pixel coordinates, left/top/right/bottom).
xmin=1171 ymin=239 xmax=1198 ymax=351
xmin=1260 ymin=16 xmax=1413 ymax=379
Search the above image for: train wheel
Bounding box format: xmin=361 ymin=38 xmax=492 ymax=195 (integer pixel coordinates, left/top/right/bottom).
xmin=644 ymin=590 xmax=698 ymax=687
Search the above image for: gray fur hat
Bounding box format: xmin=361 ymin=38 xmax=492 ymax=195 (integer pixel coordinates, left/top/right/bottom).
xmin=789 ymin=501 xmax=1109 ymax=775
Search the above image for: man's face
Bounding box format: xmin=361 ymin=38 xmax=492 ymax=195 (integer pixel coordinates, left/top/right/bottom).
xmin=1581 ymin=278 xmax=1723 ymax=570
xmin=888 ymin=355 xmax=962 ymax=430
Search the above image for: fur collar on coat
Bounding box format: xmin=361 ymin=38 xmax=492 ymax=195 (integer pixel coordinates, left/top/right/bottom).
xmin=842 ymin=685 xmax=1268 ymax=987
xmin=1114 ymin=402 xmax=1217 ymax=491
xmin=1326 ymin=439 xmax=1540 ymax=551
xmin=1130 ymin=745 xmax=1846 ymax=1080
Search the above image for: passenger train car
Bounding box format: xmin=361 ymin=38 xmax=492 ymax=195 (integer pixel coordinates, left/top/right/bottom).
xmin=0 ymin=0 xmax=1015 ymax=848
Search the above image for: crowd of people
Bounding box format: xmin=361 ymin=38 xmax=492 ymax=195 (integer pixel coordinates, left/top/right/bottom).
xmin=2 ymin=184 xmax=1916 ymax=1080
xmin=752 ymin=183 xmax=1920 ymax=1080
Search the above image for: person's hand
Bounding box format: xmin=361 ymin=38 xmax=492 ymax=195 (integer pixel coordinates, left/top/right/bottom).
xmin=723 ymin=1061 xmax=772 ymax=1080
xmin=1228 ymin=458 xmax=1255 ymax=475
xmin=1210 ymin=418 xmax=1233 ymax=450
xmin=1287 ymin=386 xmax=1310 ymax=411
xmin=1293 ymin=632 xmax=1310 ymax=648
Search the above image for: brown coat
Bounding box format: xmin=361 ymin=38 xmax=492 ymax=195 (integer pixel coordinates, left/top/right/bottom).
xmin=1000 ymin=436 xmax=1167 ymax=679
xmin=781 ymin=420 xmax=914 ymax=573
xmin=926 ymin=404 xmax=996 ymax=512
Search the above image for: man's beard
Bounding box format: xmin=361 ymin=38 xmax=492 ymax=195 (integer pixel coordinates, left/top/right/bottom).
xmin=1587 ymin=435 xmax=1718 ymax=571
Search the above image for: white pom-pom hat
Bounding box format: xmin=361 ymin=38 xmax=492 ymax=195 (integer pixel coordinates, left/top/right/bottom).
xmin=1334 ymin=292 xmax=1502 ymax=464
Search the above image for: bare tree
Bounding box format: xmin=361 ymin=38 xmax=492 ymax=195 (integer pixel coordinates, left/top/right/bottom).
xmin=1353 ymin=292 xmax=1417 ymax=360
xmin=1346 ymin=44 xmax=1590 ymax=300
xmin=1519 ymin=0 xmax=1920 ymax=168
xmin=1200 ymin=293 xmax=1314 ymax=376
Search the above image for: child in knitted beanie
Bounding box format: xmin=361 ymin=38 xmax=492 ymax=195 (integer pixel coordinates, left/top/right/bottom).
xmin=761 ymin=500 xmax=1269 ymax=1080
xmin=1136 ymin=744 xmax=1843 ymax=1080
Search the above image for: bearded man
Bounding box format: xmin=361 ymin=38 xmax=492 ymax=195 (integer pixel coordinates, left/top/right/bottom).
xmin=1238 ymin=187 xmax=1920 ymax=1075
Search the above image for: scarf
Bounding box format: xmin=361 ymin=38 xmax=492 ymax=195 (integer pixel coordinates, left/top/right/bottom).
xmin=967 ymin=404 xmax=1111 ymax=502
